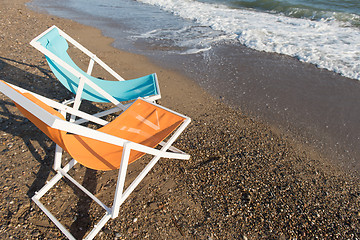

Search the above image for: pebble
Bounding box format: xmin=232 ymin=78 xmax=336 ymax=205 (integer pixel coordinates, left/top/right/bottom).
xmin=0 ymin=2 xmax=359 ymax=239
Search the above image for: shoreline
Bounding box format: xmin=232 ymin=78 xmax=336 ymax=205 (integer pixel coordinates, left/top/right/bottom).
xmin=131 ymin=39 xmax=360 ymax=175
xmin=161 ymin=42 xmax=360 ymax=174
xmin=0 ymin=0 xmax=359 ymax=239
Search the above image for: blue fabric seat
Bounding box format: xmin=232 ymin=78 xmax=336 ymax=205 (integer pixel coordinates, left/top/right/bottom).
xmin=33 ymin=26 xmax=160 ymax=103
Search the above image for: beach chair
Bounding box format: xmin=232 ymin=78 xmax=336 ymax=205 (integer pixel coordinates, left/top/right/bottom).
xmin=30 ymin=25 xmax=161 ymax=121
xmin=0 ymin=79 xmax=190 ymax=240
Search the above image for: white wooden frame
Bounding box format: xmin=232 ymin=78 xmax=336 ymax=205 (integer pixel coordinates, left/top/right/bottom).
xmin=0 ymin=80 xmax=189 ymax=240
xmin=30 ymin=25 xmax=161 ymax=121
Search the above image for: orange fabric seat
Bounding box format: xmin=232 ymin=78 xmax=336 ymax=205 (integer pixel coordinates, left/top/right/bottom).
xmin=14 ymin=89 xmax=185 ymax=170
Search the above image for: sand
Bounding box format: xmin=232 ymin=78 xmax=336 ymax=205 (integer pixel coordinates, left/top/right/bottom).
xmin=163 ymin=42 xmax=360 ymax=174
xmin=0 ymin=0 xmax=359 ymax=239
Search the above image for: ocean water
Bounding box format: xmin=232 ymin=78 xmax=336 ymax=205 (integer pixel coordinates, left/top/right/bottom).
xmin=136 ymin=0 xmax=360 ymax=80
xmin=29 ymin=0 xmax=360 ymax=80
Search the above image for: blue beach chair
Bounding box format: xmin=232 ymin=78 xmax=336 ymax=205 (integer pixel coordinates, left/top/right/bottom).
xmin=30 ymin=25 xmax=161 ymax=120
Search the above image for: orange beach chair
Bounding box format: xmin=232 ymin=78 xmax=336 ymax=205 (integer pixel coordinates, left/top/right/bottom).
xmin=0 ymin=80 xmax=190 ymax=240
xmin=30 ymin=25 xmax=161 ymax=123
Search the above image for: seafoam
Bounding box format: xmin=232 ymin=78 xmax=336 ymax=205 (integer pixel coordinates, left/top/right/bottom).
xmin=136 ymin=0 xmax=360 ymax=80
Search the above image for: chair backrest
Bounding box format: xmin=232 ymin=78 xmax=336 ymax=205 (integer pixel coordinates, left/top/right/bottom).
xmin=1 ymin=80 xmax=185 ymax=171
xmin=0 ymin=80 xmax=69 ymax=149
xmin=35 ymin=27 xmax=159 ymax=102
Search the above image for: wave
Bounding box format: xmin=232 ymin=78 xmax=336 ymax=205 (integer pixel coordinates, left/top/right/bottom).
xmin=136 ymin=0 xmax=360 ymax=80
xmin=228 ymin=0 xmax=360 ymax=27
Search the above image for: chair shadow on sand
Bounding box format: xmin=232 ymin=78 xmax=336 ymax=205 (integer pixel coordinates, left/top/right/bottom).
xmin=0 ymin=57 xmax=103 ymax=239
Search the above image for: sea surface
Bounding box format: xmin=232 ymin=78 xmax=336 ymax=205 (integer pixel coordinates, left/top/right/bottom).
xmin=28 ymin=0 xmax=360 ymax=174
xmin=29 ymin=0 xmax=360 ymax=80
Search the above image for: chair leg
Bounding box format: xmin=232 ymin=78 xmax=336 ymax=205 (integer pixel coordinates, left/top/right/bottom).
xmin=53 ymin=144 xmax=63 ymax=171
xmin=32 ymin=197 xmax=77 ymax=240
xmin=33 ymin=195 xmax=112 ymax=240
xmin=70 ymin=77 xmax=85 ymax=122
xmin=32 ymin=158 xmax=114 ymax=240
xmin=83 ymin=213 xmax=112 ymax=240
xmin=32 ymin=160 xmax=77 ymax=239
xmin=32 ymin=142 xmax=184 ymax=239
xmin=111 ymin=144 xmax=131 ymax=219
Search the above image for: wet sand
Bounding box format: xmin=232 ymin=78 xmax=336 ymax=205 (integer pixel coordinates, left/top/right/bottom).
xmin=0 ymin=0 xmax=359 ymax=239
xmin=146 ymin=42 xmax=360 ymax=174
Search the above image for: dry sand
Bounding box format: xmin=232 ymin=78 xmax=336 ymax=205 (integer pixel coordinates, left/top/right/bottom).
xmin=0 ymin=0 xmax=359 ymax=239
